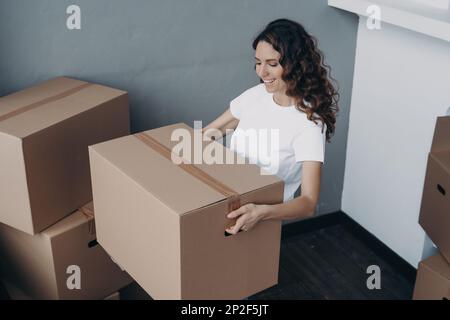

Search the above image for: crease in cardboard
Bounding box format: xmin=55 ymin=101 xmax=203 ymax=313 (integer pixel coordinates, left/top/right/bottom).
xmin=45 ymin=237 xmax=60 ymax=298
xmin=19 ymin=139 xmax=34 ymax=231
xmin=430 ymin=151 xmax=450 ymax=174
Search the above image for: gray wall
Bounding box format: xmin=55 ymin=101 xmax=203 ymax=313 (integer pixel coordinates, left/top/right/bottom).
xmin=0 ymin=0 xmax=358 ymax=216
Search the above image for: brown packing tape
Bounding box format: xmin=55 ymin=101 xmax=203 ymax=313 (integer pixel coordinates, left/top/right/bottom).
xmin=79 ymin=204 xmax=96 ymax=236
xmin=0 ymin=82 xmax=94 ymax=123
xmin=134 ymin=132 xmax=241 ymax=215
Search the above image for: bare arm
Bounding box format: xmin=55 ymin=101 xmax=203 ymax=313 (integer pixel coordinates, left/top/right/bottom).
xmin=226 ymin=161 xmax=322 ymax=234
xmin=262 ymin=161 xmax=322 ymax=221
xmin=202 ymin=108 xmax=239 ymax=140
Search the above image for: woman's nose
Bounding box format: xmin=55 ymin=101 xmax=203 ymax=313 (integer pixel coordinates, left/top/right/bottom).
xmin=257 ymin=65 xmax=268 ymax=78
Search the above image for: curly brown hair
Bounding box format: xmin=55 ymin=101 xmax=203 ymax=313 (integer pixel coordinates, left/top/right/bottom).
xmin=252 ymin=19 xmax=339 ymax=142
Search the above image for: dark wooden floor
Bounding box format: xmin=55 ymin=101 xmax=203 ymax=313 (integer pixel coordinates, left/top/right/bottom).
xmin=0 ymin=281 xmax=8 ymax=300
xmin=121 ymin=219 xmax=415 ymax=300
xmin=0 ymin=218 xmax=415 ymax=300
xmin=250 ymin=224 xmax=414 ymax=300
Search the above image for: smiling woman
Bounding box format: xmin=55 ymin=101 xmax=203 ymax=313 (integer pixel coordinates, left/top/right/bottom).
xmin=202 ymin=18 xmax=339 ymax=237
xmin=254 ymin=41 xmax=291 ymax=106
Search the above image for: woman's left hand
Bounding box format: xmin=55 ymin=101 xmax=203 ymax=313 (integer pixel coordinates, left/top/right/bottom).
xmin=225 ymin=203 xmax=269 ymax=235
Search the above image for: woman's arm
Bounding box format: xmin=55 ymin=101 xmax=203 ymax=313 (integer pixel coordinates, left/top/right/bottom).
xmin=225 ymin=161 xmax=322 ymax=234
xmin=263 ymin=161 xmax=321 ymax=220
xmin=202 ymin=108 xmax=239 ymax=140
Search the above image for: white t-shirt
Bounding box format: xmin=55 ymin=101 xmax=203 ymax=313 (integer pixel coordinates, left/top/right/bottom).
xmin=229 ymin=84 xmax=326 ymax=202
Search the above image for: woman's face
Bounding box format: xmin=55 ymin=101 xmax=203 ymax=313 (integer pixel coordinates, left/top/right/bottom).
xmin=255 ymin=41 xmax=287 ymax=95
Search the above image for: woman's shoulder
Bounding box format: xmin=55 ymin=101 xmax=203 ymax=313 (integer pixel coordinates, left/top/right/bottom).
xmin=292 ymin=110 xmax=326 ymax=134
xmin=231 ymin=83 xmax=267 ymax=112
xmin=235 ymin=83 xmax=266 ymax=100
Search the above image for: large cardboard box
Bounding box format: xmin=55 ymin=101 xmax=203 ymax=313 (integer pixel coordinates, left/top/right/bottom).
xmin=413 ymin=253 xmax=450 ymax=300
xmin=0 ymin=202 xmax=133 ymax=300
xmin=419 ymin=116 xmax=450 ymax=263
xmin=89 ymin=123 xmax=284 ymax=300
xmin=0 ymin=77 xmax=129 ymax=234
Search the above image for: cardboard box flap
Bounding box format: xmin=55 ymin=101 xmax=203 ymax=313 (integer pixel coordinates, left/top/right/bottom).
xmin=0 ymin=77 xmax=85 ymax=118
xmin=0 ymin=77 xmax=126 ymax=138
xmin=431 ymin=116 xmax=450 ymax=153
xmin=43 ymin=202 xmax=95 ymax=238
xmin=90 ymin=134 xmax=226 ymax=215
xmin=422 ymin=254 xmax=450 ymax=280
xmin=146 ymin=123 xmax=283 ymax=195
xmin=90 ymin=123 xmax=283 ymax=215
xmin=430 ymin=150 xmax=450 ymax=174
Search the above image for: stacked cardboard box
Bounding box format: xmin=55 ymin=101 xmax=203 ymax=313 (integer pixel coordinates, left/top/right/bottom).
xmin=413 ymin=253 xmax=449 ymax=300
xmin=0 ymin=77 xmax=132 ymax=299
xmin=415 ymin=116 xmax=450 ymax=299
xmin=0 ymin=76 xmax=130 ymax=234
xmin=0 ymin=203 xmax=132 ymax=299
xmin=89 ymin=123 xmax=285 ymax=300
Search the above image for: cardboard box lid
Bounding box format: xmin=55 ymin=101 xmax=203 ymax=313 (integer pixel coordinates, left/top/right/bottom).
xmin=42 ymin=202 xmax=94 ymax=238
xmin=90 ymin=123 xmax=283 ymax=215
xmin=0 ymin=77 xmax=126 ymax=139
xmin=431 ymin=116 xmax=450 ymax=153
xmin=421 ymin=253 xmax=450 ymax=281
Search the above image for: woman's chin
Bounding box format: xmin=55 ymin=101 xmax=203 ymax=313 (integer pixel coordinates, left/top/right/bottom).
xmin=263 ymin=83 xmax=276 ymax=93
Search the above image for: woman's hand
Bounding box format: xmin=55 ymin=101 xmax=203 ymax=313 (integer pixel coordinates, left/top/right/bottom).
xmin=202 ymin=108 xmax=239 ymax=140
xmin=225 ymin=203 xmax=270 ymax=235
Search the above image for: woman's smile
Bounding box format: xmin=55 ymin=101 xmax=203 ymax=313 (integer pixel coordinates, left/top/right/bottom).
xmin=255 ymin=41 xmax=287 ymax=96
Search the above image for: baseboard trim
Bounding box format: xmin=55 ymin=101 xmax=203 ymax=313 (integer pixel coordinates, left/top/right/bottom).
xmin=281 ymin=211 xmax=345 ymax=240
xmin=281 ymin=211 xmax=417 ymax=284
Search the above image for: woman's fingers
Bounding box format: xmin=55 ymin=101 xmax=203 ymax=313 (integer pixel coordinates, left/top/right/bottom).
xmin=226 ymin=204 xmax=258 ymax=234
xmin=226 ymin=218 xmax=245 ymax=235
xmin=226 ymin=213 xmax=249 ymax=234
xmin=227 ymin=205 xmax=247 ymax=219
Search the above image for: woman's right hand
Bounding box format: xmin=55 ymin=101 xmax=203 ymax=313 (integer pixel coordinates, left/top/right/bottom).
xmin=202 ymin=107 xmax=239 ymax=140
